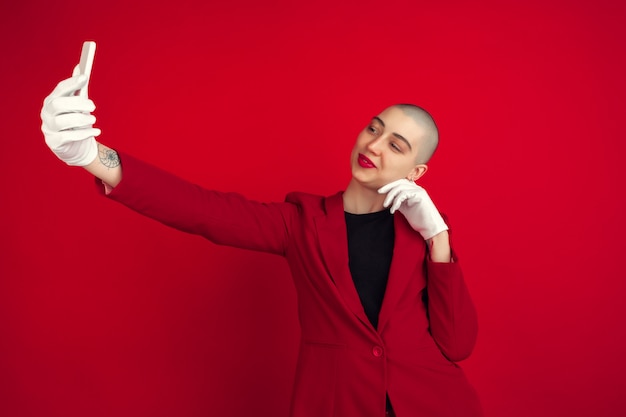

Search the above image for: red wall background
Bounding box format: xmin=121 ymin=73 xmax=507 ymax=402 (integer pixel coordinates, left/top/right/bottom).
xmin=1 ymin=0 xmax=625 ymax=416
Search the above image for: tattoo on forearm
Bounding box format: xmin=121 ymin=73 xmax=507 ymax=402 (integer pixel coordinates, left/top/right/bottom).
xmin=98 ymin=146 xmax=120 ymax=169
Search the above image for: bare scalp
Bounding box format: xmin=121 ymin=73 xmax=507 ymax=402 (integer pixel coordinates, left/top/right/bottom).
xmin=394 ymin=104 xmax=439 ymax=164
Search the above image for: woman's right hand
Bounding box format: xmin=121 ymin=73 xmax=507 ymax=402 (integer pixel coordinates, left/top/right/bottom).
xmin=41 ymin=69 xmax=101 ymax=166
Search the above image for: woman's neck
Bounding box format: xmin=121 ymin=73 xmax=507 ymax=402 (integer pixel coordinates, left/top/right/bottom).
xmin=343 ymin=179 xmax=386 ymax=214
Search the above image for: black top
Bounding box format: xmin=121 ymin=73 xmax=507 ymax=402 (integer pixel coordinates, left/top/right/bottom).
xmin=344 ymin=209 xmax=395 ymax=330
xmin=345 ymin=208 xmax=395 ymax=411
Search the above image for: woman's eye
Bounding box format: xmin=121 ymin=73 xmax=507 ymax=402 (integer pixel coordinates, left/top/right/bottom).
xmin=367 ymin=126 xmax=377 ymax=134
xmin=391 ymin=143 xmax=401 ymax=151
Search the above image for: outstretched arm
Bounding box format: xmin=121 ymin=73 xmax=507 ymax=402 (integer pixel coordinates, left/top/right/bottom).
xmin=85 ymin=142 xmax=122 ymax=191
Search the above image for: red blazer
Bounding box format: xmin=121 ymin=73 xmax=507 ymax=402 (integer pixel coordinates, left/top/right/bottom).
xmin=101 ymin=153 xmax=483 ymax=417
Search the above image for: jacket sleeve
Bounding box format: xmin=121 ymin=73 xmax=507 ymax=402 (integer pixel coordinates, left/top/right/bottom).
xmin=425 ymin=253 xmax=479 ymax=362
xmin=95 ymin=152 xmax=295 ymax=256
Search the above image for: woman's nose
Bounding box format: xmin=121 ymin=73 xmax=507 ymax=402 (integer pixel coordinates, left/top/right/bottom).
xmin=366 ymin=137 xmax=383 ymax=154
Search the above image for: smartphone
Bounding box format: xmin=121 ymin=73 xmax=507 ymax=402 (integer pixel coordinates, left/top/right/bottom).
xmin=77 ymin=41 xmax=96 ymax=97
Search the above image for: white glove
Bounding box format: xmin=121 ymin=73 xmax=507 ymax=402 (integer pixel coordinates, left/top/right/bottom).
xmin=41 ymin=68 xmax=100 ymax=166
xmin=378 ymin=179 xmax=448 ymax=240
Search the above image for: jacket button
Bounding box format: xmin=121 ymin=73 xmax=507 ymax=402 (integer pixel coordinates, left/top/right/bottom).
xmin=372 ymin=346 xmax=384 ymax=357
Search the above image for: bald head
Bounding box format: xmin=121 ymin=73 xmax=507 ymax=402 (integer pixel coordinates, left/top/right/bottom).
xmin=393 ymin=104 xmax=439 ymax=164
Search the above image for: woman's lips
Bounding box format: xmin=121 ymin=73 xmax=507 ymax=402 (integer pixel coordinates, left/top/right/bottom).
xmin=357 ymin=153 xmax=376 ymax=168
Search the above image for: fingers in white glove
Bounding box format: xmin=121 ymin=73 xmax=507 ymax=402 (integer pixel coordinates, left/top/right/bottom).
xmin=387 ymin=190 xmax=407 ymax=214
xmin=42 ymin=110 xmax=96 ymax=132
xmin=43 ymin=127 xmax=101 ymax=146
xmin=378 ymin=179 xmax=419 ymax=214
xmin=41 ymin=74 xmax=99 ymax=166
xmin=43 ymin=96 xmax=96 ymax=115
xmin=377 ymin=178 xmax=406 ymax=195
xmin=378 ymin=179 xmax=412 ymax=199
xmin=45 ymin=74 xmax=88 ymax=102
xmin=377 ymin=178 xmax=448 ymax=240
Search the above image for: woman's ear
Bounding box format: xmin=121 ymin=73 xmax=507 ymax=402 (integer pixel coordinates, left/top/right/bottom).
xmin=407 ymin=164 xmax=428 ymax=182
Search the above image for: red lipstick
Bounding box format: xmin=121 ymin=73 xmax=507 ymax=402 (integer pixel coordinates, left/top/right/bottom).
xmin=357 ymin=153 xmax=376 ymax=168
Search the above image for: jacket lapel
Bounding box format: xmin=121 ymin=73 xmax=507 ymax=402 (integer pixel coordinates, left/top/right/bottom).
xmin=315 ymin=193 xmax=373 ymax=330
xmin=377 ymin=214 xmax=426 ymax=333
